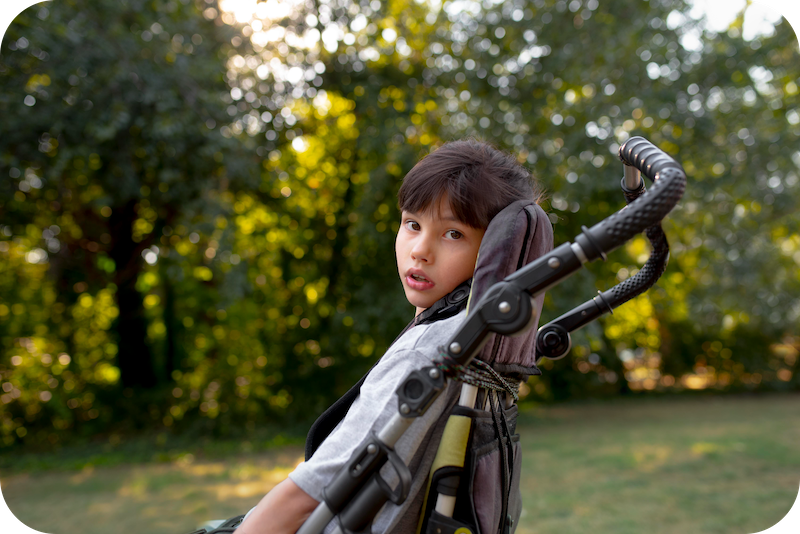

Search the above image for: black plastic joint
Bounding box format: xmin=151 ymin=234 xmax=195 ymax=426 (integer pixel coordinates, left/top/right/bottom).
xmin=575 ymin=225 xmax=608 ymax=262
xmin=479 ymin=282 xmax=534 ymax=336
xmin=336 ymin=439 xmax=413 ymax=533
xmin=397 ymin=366 xmax=445 ymax=418
xmin=620 ymin=175 xmax=646 ymax=204
xmin=424 ymin=511 xmax=475 ymax=534
xmin=436 ymin=475 xmax=461 ymax=497
xmin=593 ymin=291 xmax=614 ymax=315
xmin=535 ymin=324 xmax=571 ymax=360
xmin=323 ymin=433 xmax=388 ymax=512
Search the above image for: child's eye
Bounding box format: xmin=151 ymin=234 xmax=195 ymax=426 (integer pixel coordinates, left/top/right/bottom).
xmin=445 ymin=229 xmax=463 ymax=240
xmin=405 ymin=220 xmax=420 ymax=231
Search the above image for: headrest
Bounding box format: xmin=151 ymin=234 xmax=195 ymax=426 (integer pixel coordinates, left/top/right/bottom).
xmin=469 ymin=200 xmax=554 ymax=377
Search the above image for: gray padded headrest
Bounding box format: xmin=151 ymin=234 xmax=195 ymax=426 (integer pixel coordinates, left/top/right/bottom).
xmin=469 ymin=200 xmax=554 ymax=377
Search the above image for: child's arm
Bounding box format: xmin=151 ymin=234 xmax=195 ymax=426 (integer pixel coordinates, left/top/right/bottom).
xmin=234 ymin=478 xmax=319 ymax=534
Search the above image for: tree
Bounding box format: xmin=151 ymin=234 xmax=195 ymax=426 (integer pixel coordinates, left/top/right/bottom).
xmin=218 ymin=0 xmax=800 ymax=401
xmin=1 ymin=0 xmax=256 ymax=389
xmin=1 ymin=0 xmax=797 ymax=449
xmin=0 ymin=0 xmax=261 ymax=444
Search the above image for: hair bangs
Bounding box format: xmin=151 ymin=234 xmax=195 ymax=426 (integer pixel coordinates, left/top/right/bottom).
xmin=397 ymin=139 xmax=542 ymax=230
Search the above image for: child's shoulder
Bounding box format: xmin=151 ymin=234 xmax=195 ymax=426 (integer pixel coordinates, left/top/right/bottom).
xmin=391 ymin=308 xmax=468 ymax=360
xmin=363 ymin=308 xmax=467 ymax=396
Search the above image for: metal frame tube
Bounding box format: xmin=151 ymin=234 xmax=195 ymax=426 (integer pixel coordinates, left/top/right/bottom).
xmin=623 ymin=163 xmax=642 ymax=190
xmin=296 ymin=503 xmax=335 ymax=534
xmin=376 ymin=413 xmax=414 ymax=446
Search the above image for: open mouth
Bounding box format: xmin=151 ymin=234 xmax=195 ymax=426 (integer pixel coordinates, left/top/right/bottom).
xmin=410 ymin=273 xmax=430 ymax=283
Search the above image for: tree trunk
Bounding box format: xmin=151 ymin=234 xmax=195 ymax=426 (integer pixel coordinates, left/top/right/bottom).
xmin=163 ymin=269 xmax=180 ymax=381
xmin=109 ymin=199 xmax=158 ymax=389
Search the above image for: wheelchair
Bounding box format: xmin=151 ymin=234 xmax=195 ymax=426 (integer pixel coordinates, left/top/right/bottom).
xmin=189 ymin=136 xmax=685 ymax=534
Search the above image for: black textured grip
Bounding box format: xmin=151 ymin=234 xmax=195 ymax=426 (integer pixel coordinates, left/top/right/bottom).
xmin=535 ymin=220 xmax=670 ymax=358
xmin=601 ymin=223 xmax=669 ymax=307
xmin=619 ymin=136 xmax=684 ymax=180
xmin=574 ymin=137 xmax=685 ymax=261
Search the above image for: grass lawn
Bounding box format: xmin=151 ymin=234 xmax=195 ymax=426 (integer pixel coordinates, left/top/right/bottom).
xmin=516 ymin=393 xmax=800 ymax=534
xmin=1 ymin=393 xmax=799 ymax=534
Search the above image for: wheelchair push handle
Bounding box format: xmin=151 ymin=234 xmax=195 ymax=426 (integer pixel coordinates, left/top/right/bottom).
xmin=536 ymin=219 xmax=671 ymax=361
xmin=536 ymin=137 xmax=680 ymax=360
xmin=573 ymin=136 xmax=686 ymax=263
xmin=442 ymin=137 xmax=685 ymax=368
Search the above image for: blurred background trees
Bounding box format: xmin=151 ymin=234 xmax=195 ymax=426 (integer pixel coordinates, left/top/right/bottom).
xmin=0 ymin=0 xmax=798 ymax=449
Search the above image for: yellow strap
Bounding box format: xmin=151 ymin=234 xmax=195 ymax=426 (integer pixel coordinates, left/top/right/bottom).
xmin=415 ymin=414 xmax=473 ymax=534
xmin=430 ymin=414 xmax=472 ymax=471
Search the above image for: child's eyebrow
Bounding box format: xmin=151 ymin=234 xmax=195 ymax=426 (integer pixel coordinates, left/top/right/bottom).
xmin=403 ymin=209 xmax=464 ymax=224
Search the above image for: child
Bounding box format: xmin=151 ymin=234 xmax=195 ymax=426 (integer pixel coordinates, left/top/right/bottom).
xmin=235 ymin=139 xmax=544 ymax=534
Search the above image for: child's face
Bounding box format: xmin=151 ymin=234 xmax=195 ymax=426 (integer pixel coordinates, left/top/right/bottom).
xmin=396 ymin=197 xmax=485 ymax=316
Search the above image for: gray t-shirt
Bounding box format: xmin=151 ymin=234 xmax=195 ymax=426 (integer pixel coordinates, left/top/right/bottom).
xmin=289 ymin=309 xmax=466 ymax=533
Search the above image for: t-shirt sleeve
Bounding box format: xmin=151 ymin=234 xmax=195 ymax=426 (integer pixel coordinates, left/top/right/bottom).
xmin=289 ymin=346 xmax=456 ymax=502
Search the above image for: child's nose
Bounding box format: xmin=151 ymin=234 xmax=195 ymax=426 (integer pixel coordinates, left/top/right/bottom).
xmin=411 ymin=236 xmax=433 ymax=262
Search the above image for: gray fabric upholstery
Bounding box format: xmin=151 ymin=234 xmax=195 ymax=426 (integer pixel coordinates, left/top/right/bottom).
xmin=471 ymin=200 xmax=554 ymax=375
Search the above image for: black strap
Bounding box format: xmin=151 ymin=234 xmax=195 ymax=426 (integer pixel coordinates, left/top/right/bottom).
xmin=499 ymin=401 xmax=516 ymax=534
xmin=304 ymin=371 xmax=372 ymax=461
xmin=489 ymin=392 xmax=513 ymax=534
xmin=414 ymin=278 xmax=472 ymax=326
xmin=304 ymin=280 xmax=472 ymax=461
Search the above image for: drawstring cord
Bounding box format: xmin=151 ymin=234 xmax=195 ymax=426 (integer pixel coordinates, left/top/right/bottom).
xmin=434 ymin=347 xmax=521 ymax=402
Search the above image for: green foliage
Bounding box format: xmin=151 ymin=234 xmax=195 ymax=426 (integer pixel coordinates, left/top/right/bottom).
xmin=0 ymin=0 xmax=798 ymax=449
xmin=0 ymin=0 xmax=259 ymax=446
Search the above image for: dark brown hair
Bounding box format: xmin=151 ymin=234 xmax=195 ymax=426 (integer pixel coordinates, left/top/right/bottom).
xmin=397 ymin=139 xmax=542 ymax=229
